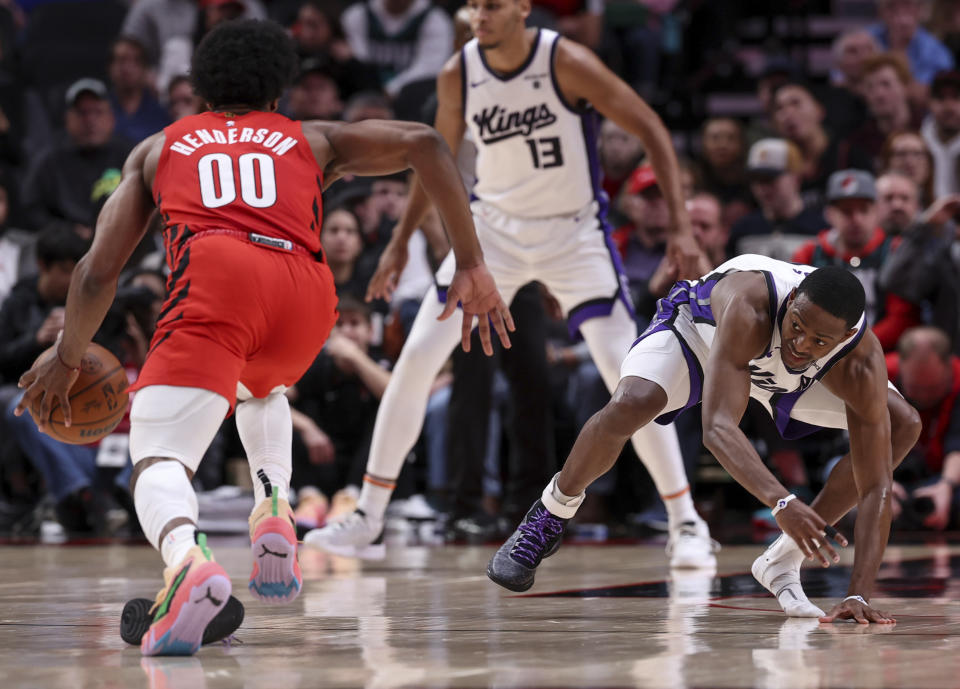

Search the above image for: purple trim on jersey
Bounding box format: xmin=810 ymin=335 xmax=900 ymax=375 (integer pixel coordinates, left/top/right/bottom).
xmin=567 ymin=299 xmax=615 ymax=339
xmin=579 ymin=109 xmax=609 ymax=224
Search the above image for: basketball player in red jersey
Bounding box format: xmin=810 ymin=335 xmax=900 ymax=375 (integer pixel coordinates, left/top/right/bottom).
xmin=15 ymin=19 xmax=512 ymax=656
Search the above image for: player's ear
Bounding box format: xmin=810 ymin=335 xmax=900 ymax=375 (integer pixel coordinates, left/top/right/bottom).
xmin=268 ymin=99 xmax=279 ymax=112
xmin=841 ymin=326 xmax=858 ymax=342
xmin=517 ymin=0 xmax=531 ymax=20
xmin=786 ymin=288 xmax=797 ymax=305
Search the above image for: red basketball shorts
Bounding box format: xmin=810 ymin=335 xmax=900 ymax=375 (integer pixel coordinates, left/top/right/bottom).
xmin=130 ymin=233 xmax=338 ymax=406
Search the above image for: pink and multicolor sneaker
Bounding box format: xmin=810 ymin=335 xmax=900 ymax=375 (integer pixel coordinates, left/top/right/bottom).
xmin=141 ymin=533 xmax=231 ymax=656
xmin=248 ymin=482 xmax=301 ymax=604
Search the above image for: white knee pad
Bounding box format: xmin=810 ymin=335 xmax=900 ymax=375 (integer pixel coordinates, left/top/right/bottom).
xmin=236 ymin=392 xmax=292 ymax=503
xmin=133 ymin=460 xmax=199 ymax=551
xmin=129 ymin=385 xmax=230 ymax=473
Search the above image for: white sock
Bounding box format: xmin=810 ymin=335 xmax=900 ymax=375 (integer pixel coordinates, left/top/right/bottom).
xmin=357 ymin=477 xmax=393 ymax=521
xmin=541 ymin=473 xmax=585 ymax=519
xmin=133 ymin=460 xmax=199 ymax=565
xmin=663 ymin=486 xmax=699 ymax=527
xmin=161 ymin=524 xmax=198 ymax=568
xmin=236 ymin=393 xmax=292 ymax=504
xmin=755 ymin=534 xmax=823 ymax=618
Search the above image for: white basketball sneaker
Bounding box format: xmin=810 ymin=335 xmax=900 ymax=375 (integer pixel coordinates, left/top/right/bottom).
xmin=752 ymin=534 xmax=825 ymax=617
xmin=666 ymin=518 xmax=719 ymax=569
xmin=303 ymin=509 xmax=386 ymax=560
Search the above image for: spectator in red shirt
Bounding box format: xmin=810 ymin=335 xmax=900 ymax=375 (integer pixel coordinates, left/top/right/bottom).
xmin=792 ymin=169 xmax=921 ymax=351
xmin=886 ymin=326 xmax=960 ymax=530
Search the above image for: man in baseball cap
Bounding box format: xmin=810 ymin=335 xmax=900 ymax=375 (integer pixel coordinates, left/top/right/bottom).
xmin=793 ymin=169 xmax=917 ymax=350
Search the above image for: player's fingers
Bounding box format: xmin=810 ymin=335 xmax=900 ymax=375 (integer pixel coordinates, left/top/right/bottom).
xmin=460 ymin=311 xmax=472 ymax=353
xmin=37 ymin=390 xmax=51 ymax=433
xmin=823 ymin=524 xmax=848 ymax=547
xmin=819 ymin=538 xmax=840 ymax=564
xmin=60 ymin=393 xmax=72 ymax=428
xmin=490 ymin=308 xmax=512 ymax=350
xmin=476 ymin=313 xmax=494 ymax=356
xmin=854 ymin=611 xmax=869 ymax=624
xmin=17 ymin=369 xmax=36 ymax=389
xmin=818 ymin=613 xmax=836 ymax=623
xmin=438 ymin=287 xmax=459 ymax=322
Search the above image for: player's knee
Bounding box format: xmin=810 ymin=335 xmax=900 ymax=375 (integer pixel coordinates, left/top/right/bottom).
xmin=600 ymin=379 xmax=664 ymax=437
xmin=130 ymin=456 xmax=193 ymax=493
xmin=890 ymin=400 xmax=921 ymax=466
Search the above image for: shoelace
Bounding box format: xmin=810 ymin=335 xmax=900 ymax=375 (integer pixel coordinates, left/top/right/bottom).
xmin=510 ymin=507 xmax=564 ymax=568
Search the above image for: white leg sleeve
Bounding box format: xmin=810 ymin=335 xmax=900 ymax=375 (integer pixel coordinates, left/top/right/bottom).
xmin=134 ymin=460 xmax=199 ymax=556
xmin=578 ymin=301 xmax=691 ymax=498
xmin=236 ymin=391 xmax=292 ymax=504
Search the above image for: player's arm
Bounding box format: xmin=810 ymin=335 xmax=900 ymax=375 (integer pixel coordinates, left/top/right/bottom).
xmin=819 ymin=332 xmax=895 ymax=622
xmin=367 ymin=54 xmax=467 ymax=302
xmin=554 ymin=39 xmax=706 ymax=278
xmin=702 ymin=275 xmax=845 ymax=565
xmin=305 ymin=118 xmax=512 ymax=355
xmin=15 ymin=134 xmax=161 ymax=428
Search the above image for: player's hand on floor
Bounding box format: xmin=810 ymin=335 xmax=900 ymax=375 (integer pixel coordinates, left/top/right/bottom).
xmin=14 ymin=344 xmax=80 ymax=432
xmin=819 ymin=598 xmax=896 ymax=624
xmin=773 ymin=499 xmax=847 ymax=567
xmin=440 ymin=263 xmax=515 ymax=355
xmin=366 ymin=237 xmax=409 ymax=303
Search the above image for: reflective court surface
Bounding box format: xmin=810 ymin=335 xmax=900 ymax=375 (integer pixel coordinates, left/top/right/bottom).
xmin=1 ymin=541 xmax=960 ymax=688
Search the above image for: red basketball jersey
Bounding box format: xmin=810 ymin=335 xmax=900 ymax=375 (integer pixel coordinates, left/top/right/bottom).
xmin=153 ymin=110 xmax=325 ymax=256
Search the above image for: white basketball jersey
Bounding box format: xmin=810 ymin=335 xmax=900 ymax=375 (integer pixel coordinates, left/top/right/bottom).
xmin=461 ymin=29 xmax=599 ymax=218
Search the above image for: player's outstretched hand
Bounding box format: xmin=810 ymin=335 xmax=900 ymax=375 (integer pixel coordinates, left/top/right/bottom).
xmin=440 ymin=263 xmax=515 ymax=356
xmin=366 ymin=237 xmax=409 ymax=303
xmin=773 ymin=499 xmax=847 ymax=568
xmin=819 ymin=598 xmax=896 ymax=624
xmin=14 ymin=344 xmax=80 ymax=433
xmin=667 ymin=232 xmax=710 ymax=280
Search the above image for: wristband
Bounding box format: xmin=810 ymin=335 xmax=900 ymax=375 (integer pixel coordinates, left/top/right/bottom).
xmin=56 ymin=344 xmax=80 ymax=372
xmin=771 ymin=493 xmax=797 ymax=516
xmin=843 ymin=595 xmax=868 ymax=606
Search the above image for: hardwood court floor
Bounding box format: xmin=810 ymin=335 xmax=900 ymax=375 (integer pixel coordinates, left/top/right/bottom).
xmin=1 ymin=540 xmax=959 ymax=688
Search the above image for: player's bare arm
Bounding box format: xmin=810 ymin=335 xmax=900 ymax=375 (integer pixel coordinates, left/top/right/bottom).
xmin=366 ymin=54 xmax=468 ymax=302
xmin=15 ymin=133 xmax=163 ymax=429
xmin=818 ymin=332 xmax=897 ymax=624
xmin=553 ymin=38 xmax=706 ymax=278
xmin=701 ymin=273 xmax=846 ymax=566
xmin=304 ymin=119 xmax=513 ymax=355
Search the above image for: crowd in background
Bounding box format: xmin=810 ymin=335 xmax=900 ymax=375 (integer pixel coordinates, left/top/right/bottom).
xmin=1 ymin=0 xmax=960 ymax=543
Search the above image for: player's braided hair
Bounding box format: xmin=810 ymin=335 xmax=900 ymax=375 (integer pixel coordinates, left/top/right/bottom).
xmin=796 ymin=266 xmax=865 ymax=329
xmin=191 ymin=19 xmax=298 ymax=109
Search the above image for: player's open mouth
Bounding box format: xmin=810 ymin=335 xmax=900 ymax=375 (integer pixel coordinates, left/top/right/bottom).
xmin=783 ymin=344 xmax=808 ymax=367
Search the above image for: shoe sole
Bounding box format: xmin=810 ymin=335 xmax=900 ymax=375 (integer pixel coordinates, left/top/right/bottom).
xmin=249 ymin=529 xmax=302 ymax=604
xmin=141 ymin=569 xmax=231 ymax=656
xmin=485 ymin=563 xmax=533 ymax=593
xmin=121 ymin=595 xmax=245 ymax=646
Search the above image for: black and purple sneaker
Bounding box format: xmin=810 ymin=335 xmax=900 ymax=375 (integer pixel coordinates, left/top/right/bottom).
xmin=486 ymin=499 xmax=568 ymax=592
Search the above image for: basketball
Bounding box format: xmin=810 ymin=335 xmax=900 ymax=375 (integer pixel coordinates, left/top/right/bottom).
xmin=28 ymin=343 xmax=130 ymax=445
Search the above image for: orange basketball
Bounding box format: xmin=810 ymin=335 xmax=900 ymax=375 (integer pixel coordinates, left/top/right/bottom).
xmin=28 ymin=343 xmax=130 ymax=445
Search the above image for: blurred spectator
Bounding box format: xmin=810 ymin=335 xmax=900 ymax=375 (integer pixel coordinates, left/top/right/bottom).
xmin=531 ymin=0 xmax=602 ymax=50
xmin=688 ymin=192 xmax=727 ymax=267
xmin=881 ymin=130 xmax=935 ymax=204
xmin=845 ymin=53 xmax=925 ymax=168
xmin=879 ymin=193 xmax=960 ymax=348
xmin=614 ymin=164 xmax=672 ymax=318
xmin=831 ymin=29 xmax=882 ymax=95
xmin=21 ymin=79 xmax=132 ymax=238
xmin=599 ymin=119 xmax=645 ymax=213
xmin=0 ymin=226 xmax=87 ymax=384
xmin=751 ymin=56 xmax=800 ymax=142
xmin=107 ymin=36 xmax=170 ymax=141
xmin=696 ymin=117 xmax=752 ymax=228
xmin=793 ymin=169 xmax=920 ymax=351
xmin=343 ymin=90 xmax=394 ymax=122
xmin=886 ymin=326 xmax=960 ymax=530
xmin=287 ymin=296 xmax=391 ymax=509
xmin=287 ymin=57 xmax=343 ymax=121
xmin=929 ymin=0 xmax=960 ymax=61
xmin=166 ymin=74 xmax=203 ymax=121
xmin=121 ymin=0 xmax=267 ymax=96
xmin=870 ymin=0 xmax=955 ymax=88
xmin=729 ymin=138 xmax=826 ymax=260
xmin=0 ymin=174 xmax=36 ymax=305
xmin=772 ymin=82 xmax=873 ymax=208
xmin=876 ymin=171 xmax=921 ymax=234
xmin=321 ymin=206 xmax=371 ymax=300
xmin=922 ymin=70 xmax=960 ymax=197
xmin=340 ymin=0 xmax=453 ymax=98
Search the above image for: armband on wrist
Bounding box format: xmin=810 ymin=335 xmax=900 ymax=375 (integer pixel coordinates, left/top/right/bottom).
xmin=771 ymin=493 xmax=797 ymax=516
xmin=843 ymin=595 xmax=868 ymax=606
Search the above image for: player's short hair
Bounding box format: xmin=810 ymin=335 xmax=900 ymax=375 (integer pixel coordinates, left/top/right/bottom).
xmin=191 ymin=19 xmax=298 ymax=109
xmin=796 ymin=267 xmax=865 ymax=329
